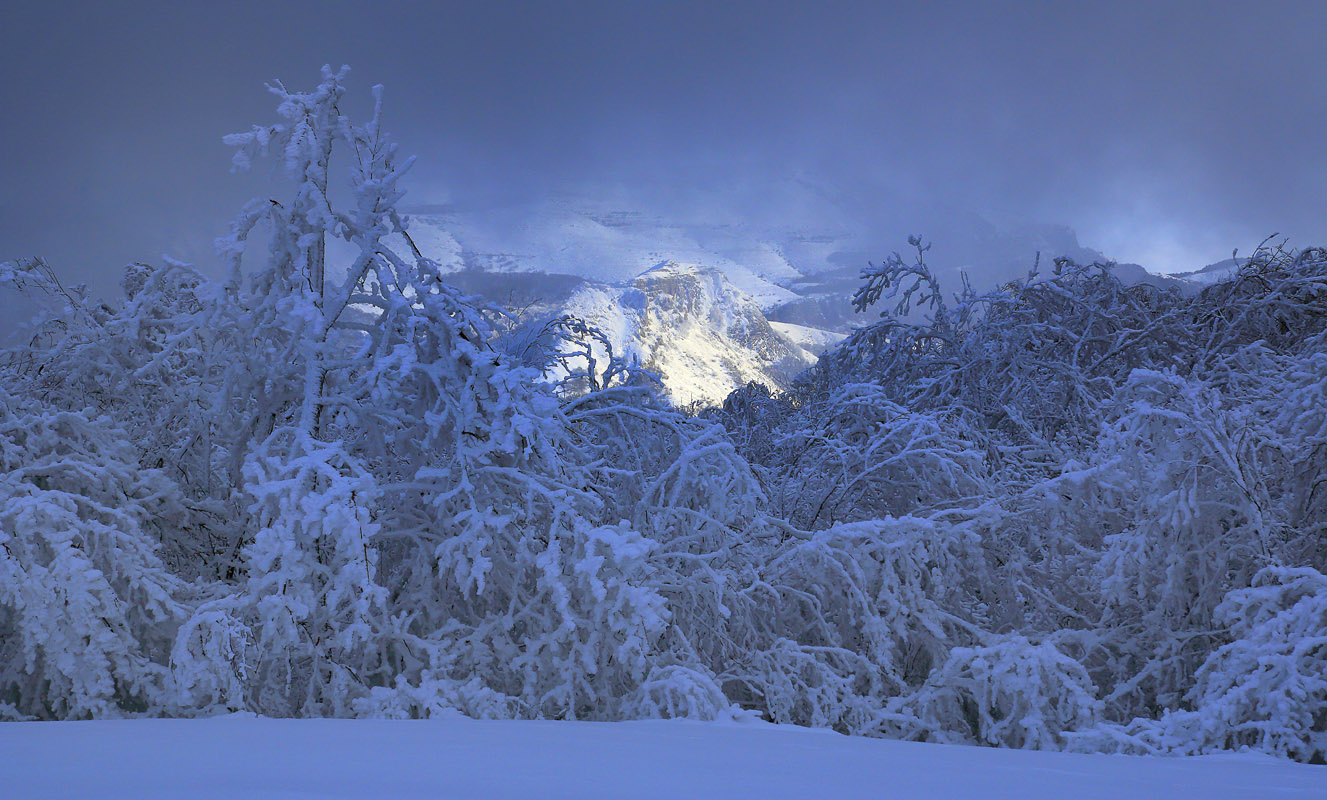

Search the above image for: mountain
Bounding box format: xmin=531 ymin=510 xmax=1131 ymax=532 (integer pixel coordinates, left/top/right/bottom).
xmin=404 ymin=194 xmax=1198 ymax=404
xmin=566 ymin=261 xmax=821 ymax=407
xmin=405 ymin=197 xmax=1190 ymax=331
xmin=444 ymin=262 xmax=823 ymax=408
xmin=1104 ymin=262 xmax=1196 ymax=292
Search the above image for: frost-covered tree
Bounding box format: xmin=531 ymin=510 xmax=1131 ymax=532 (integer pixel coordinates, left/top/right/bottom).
xmin=0 ymin=257 xmax=240 ymax=578
xmin=232 ymin=430 xmax=387 ymax=716
xmin=188 ymin=66 xmax=739 ymax=720
xmin=1085 ymin=370 xmax=1283 ymax=718
xmin=891 ymin=635 xmax=1102 ymax=749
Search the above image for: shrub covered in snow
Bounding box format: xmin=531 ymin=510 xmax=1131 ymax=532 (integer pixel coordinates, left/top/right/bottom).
xmin=1183 ymin=567 xmax=1327 ymax=762
xmin=891 ymin=636 xmax=1102 ymax=749
xmin=0 ymin=401 xmax=183 ymax=719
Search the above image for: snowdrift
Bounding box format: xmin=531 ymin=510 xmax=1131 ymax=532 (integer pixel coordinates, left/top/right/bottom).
xmin=3 ymin=717 xmax=1323 ymax=800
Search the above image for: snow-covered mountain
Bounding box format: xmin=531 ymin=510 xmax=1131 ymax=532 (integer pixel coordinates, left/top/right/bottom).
xmin=562 ymin=261 xmax=820 ymax=407
xmin=405 ymin=196 xmax=1189 ymax=323
xmin=443 ymin=261 xmax=823 ymax=407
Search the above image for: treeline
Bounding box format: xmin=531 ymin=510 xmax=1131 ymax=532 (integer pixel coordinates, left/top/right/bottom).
xmin=1 ymin=68 xmax=1323 ymax=763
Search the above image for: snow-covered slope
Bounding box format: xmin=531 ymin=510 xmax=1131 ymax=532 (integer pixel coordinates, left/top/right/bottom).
xmin=769 ymin=320 xmax=848 ymax=354
xmin=1172 ymin=257 xmax=1241 ymax=286
xmin=4 ymin=717 xmax=1322 ymax=800
xmin=560 ymin=261 xmax=818 ymax=407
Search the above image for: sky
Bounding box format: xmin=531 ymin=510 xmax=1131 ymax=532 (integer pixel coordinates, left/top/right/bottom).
xmin=3 ymin=0 xmax=1326 ymax=293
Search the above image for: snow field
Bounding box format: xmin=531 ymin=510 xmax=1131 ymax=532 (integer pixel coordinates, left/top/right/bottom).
xmin=3 ymin=717 xmax=1324 ymax=800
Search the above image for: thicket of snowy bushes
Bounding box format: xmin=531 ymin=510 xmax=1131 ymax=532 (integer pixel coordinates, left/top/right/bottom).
xmin=1 ymin=68 xmax=1323 ymax=763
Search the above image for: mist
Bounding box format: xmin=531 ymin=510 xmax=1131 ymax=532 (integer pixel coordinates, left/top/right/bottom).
xmin=4 ymin=0 xmax=1326 ymax=293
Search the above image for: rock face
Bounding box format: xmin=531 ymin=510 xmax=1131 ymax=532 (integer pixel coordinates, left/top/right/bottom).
xmin=559 ymin=261 xmax=820 ymax=408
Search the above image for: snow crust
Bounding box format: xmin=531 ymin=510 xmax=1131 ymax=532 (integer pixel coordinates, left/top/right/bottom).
xmin=3 ymin=717 xmax=1322 ymax=800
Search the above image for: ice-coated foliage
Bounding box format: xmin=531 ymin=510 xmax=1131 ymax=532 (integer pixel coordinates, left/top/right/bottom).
xmin=717 ymin=235 xmax=1327 ymax=759
xmin=0 ymin=400 xmax=183 ymax=719
xmin=3 ymin=68 xmax=1325 ymax=764
xmin=620 ymin=665 xmax=737 ymax=721
xmin=232 ymin=429 xmax=388 ymax=716
xmin=1086 ymin=369 xmax=1281 ymax=718
xmin=1184 ymin=567 xmax=1327 ymax=761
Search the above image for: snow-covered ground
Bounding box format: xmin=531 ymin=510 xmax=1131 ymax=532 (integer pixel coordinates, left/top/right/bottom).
xmin=3 ymin=717 xmax=1322 ymax=799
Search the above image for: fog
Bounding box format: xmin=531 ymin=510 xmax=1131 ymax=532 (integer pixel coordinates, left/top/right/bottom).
xmin=4 ymin=0 xmax=1325 ymax=292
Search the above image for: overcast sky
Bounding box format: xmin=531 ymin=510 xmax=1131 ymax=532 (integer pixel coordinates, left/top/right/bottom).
xmin=3 ymin=0 xmax=1325 ymax=291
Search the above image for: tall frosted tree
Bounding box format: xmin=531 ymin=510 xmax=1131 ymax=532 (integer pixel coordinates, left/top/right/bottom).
xmin=177 ymin=66 xmax=421 ymax=714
